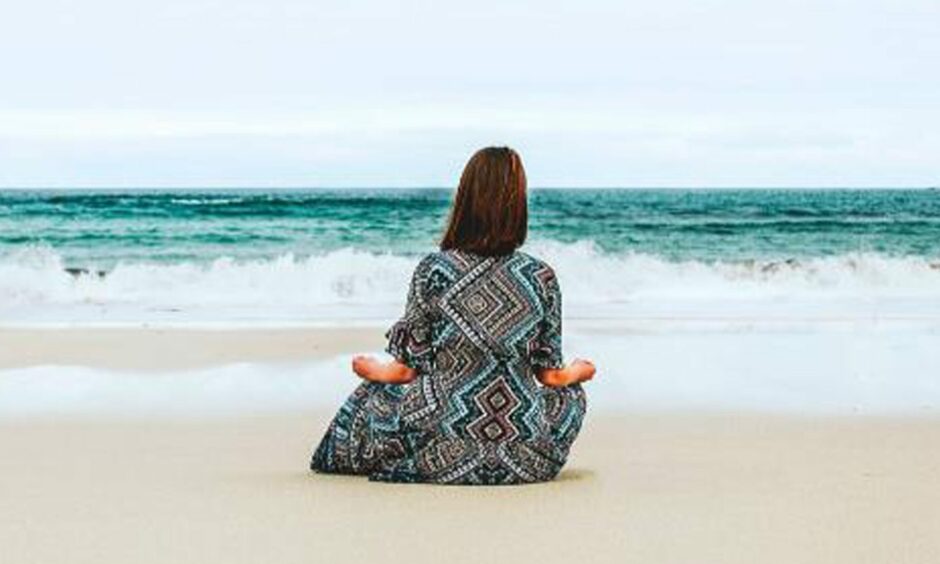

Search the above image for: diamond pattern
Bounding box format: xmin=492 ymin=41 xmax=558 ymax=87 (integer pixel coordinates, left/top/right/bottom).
xmin=311 ymin=250 xmax=587 ymax=485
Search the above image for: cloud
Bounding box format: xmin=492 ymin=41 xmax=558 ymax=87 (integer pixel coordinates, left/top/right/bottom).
xmin=0 ymin=0 xmax=938 ymax=186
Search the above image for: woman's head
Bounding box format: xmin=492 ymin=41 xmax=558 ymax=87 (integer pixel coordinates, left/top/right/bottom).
xmin=440 ymin=146 xmax=528 ymax=256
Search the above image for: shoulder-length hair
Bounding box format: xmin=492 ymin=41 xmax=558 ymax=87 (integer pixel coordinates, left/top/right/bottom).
xmin=440 ymin=147 xmax=528 ymax=256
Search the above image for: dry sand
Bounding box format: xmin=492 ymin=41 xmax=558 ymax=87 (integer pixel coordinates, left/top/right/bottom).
xmin=0 ymin=412 xmax=938 ymax=563
xmin=1 ymin=328 xmax=939 ymax=563
xmin=0 ymin=327 xmax=385 ymax=370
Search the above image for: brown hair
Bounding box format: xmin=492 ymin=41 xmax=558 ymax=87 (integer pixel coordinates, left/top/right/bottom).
xmin=440 ymin=147 xmax=528 ymax=256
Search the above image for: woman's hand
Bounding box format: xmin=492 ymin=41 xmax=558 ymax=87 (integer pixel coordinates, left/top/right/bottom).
xmin=352 ymin=355 xmax=417 ymax=384
xmin=351 ymin=355 xmax=382 ymax=381
xmin=570 ymin=358 xmax=596 ymax=383
xmin=537 ymin=358 xmax=597 ymax=387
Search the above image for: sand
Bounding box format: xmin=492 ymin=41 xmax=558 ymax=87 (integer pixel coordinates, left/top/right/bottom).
xmin=0 ymin=327 xmax=385 ymax=370
xmin=1 ymin=328 xmax=939 ymax=563
xmin=1 ymin=413 xmax=938 ymax=564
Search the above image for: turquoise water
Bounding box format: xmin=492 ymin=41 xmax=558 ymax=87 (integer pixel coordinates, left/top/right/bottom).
xmin=1 ymin=188 xmax=939 ymax=268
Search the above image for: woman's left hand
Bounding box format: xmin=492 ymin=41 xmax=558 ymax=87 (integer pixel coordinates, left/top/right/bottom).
xmin=352 ymin=355 xmax=382 ymax=381
xmin=351 ymin=355 xmax=417 ymax=384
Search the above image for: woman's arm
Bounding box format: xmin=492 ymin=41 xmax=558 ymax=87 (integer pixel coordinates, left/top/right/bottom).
xmin=352 ymin=355 xmax=417 ymax=384
xmin=537 ymin=358 xmax=596 ymax=387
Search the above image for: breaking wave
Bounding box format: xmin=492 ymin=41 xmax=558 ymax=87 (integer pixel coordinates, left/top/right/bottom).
xmin=1 ymin=241 xmax=939 ymax=323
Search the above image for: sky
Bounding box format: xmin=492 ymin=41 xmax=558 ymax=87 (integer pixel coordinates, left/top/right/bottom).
xmin=0 ymin=0 xmax=938 ymax=188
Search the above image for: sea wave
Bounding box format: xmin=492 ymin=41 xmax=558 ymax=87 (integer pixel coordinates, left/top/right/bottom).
xmin=1 ymin=241 xmax=939 ymax=321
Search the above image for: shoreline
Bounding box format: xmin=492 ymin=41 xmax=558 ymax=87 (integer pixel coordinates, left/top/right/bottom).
xmin=3 ymin=314 xmax=940 ymax=372
xmin=4 ymin=324 xmax=940 ymax=418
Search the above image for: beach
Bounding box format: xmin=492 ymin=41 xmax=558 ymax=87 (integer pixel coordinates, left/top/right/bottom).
xmin=2 ymin=189 xmax=940 ymax=562
xmin=3 ymin=0 xmax=940 ymax=551
xmin=0 ymin=327 xmax=382 ymax=371
xmin=1 ymin=325 xmax=939 ymax=563
xmin=4 ymin=319 xmax=939 ymax=417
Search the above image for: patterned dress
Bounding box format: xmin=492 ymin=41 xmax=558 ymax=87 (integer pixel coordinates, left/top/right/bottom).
xmin=310 ymin=249 xmax=587 ymax=485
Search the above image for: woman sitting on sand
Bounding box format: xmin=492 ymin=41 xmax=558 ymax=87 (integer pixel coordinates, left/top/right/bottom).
xmin=311 ymin=147 xmax=596 ymax=484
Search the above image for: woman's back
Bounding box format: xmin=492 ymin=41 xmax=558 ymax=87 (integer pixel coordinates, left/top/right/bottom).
xmin=311 ymin=147 xmax=591 ymax=485
xmin=394 ymin=249 xmax=568 ymax=436
xmin=312 ymin=250 xmax=586 ymax=484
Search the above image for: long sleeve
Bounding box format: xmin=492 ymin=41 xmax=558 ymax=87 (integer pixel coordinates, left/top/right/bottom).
xmin=530 ymin=267 xmax=564 ymax=370
xmin=384 ymin=257 xmax=435 ymax=374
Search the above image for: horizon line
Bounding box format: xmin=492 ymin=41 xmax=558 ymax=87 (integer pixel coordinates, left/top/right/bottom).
xmin=1 ymin=185 xmax=937 ymax=191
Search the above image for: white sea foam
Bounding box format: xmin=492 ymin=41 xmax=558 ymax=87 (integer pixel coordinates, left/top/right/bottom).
xmin=2 ymin=328 xmax=938 ymax=419
xmin=169 ymin=197 xmax=248 ymax=205
xmin=1 ymin=242 xmax=939 ymax=325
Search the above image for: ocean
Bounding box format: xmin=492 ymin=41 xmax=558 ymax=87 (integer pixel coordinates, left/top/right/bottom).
xmin=2 ymin=188 xmax=940 ymax=415
xmin=1 ymin=188 xmax=939 ymax=324
xmin=3 ymin=188 xmax=940 ymax=264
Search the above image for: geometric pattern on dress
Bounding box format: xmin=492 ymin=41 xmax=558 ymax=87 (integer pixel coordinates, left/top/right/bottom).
xmin=310 ymin=249 xmax=588 ymax=485
xmin=466 ymin=376 xmax=522 ymax=442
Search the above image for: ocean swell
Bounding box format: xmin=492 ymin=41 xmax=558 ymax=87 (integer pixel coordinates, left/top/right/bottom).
xmin=2 ymin=241 xmax=939 ymax=322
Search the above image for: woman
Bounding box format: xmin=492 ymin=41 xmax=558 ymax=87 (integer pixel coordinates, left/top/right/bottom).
xmin=311 ymin=147 xmax=596 ymax=485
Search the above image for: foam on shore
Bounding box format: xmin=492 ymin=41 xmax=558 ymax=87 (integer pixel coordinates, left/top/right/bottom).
xmin=2 ymin=327 xmax=938 ymax=418
xmin=3 ymin=242 xmax=940 ymax=325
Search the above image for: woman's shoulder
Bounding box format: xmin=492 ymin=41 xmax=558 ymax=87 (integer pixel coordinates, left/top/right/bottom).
xmin=512 ymin=250 xmax=557 ymax=277
xmin=410 ymin=252 xmax=444 ymax=282
xmin=424 ymin=248 xmax=556 ymax=279
xmin=411 ymin=250 xmax=459 ymax=285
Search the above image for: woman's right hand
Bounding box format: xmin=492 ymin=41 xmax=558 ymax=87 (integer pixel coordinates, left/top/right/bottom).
xmin=570 ymin=358 xmax=596 ymax=383
xmin=537 ymin=358 xmax=596 ymax=387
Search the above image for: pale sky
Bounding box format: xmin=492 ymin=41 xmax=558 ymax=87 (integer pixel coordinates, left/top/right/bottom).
xmin=1 ymin=0 xmax=938 ymax=188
